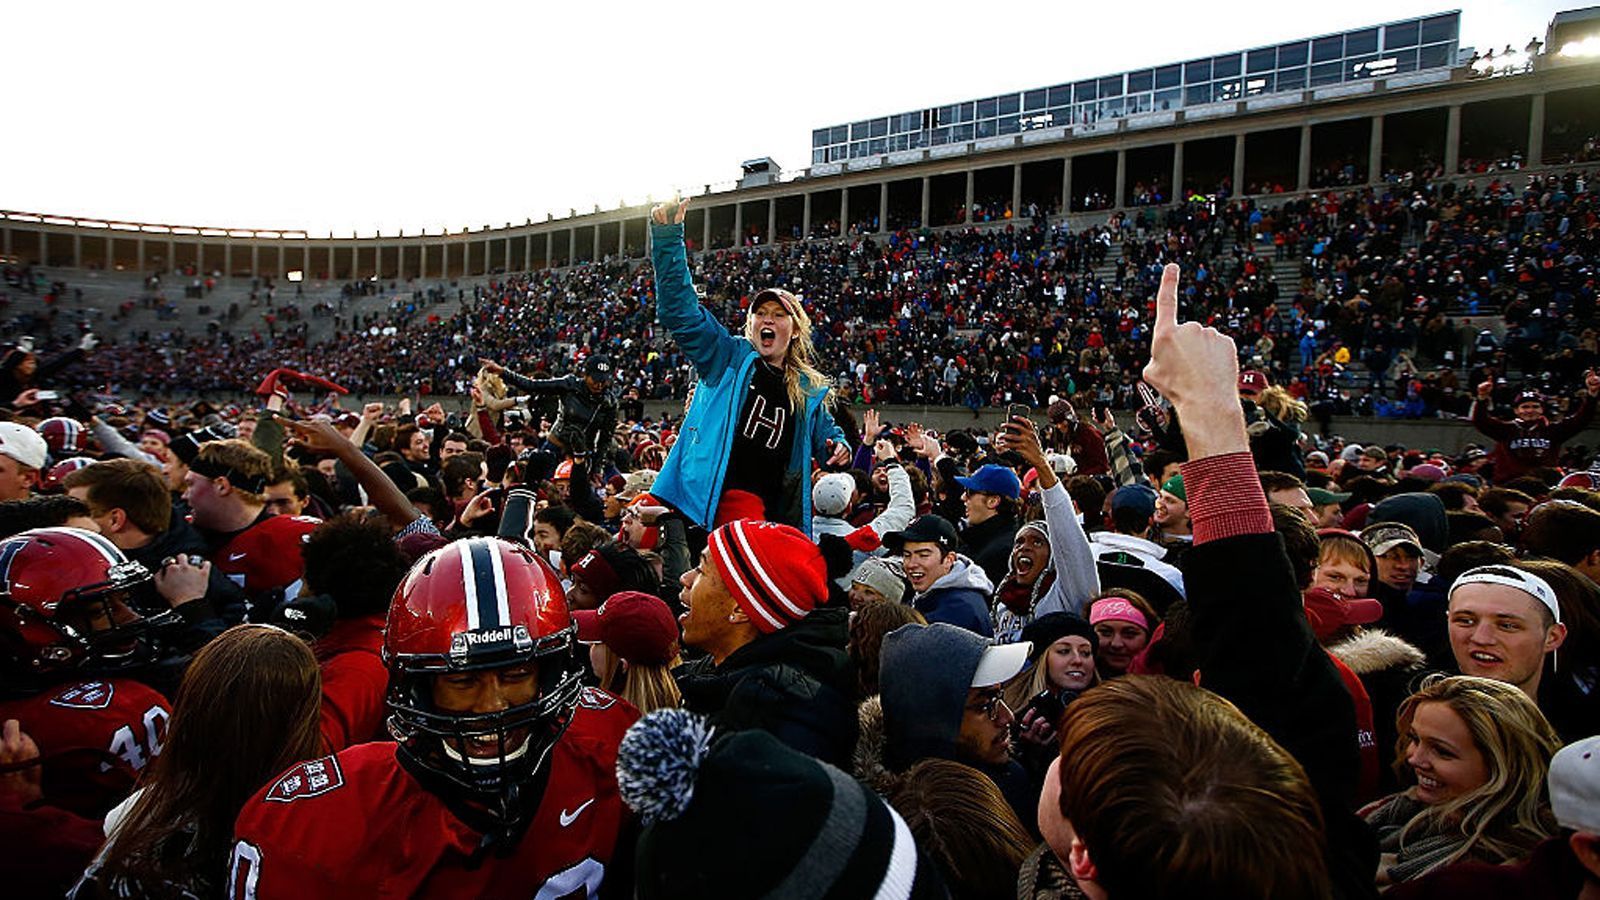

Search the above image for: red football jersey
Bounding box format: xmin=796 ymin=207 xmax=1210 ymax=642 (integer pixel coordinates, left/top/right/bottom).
xmin=215 ymin=514 xmax=321 ymax=608
xmin=0 ymin=678 xmax=172 ymax=818
xmin=313 ymin=615 xmax=389 ymax=753
xmin=230 ymin=688 xmax=639 ymax=900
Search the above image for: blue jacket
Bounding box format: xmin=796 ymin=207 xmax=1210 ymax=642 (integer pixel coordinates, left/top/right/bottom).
xmin=649 ymin=223 xmax=845 ymax=534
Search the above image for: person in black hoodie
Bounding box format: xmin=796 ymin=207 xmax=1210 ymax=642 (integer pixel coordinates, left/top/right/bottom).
xmin=673 ymin=518 xmax=857 ymax=767
xmin=1038 ymin=264 xmax=1377 ymax=900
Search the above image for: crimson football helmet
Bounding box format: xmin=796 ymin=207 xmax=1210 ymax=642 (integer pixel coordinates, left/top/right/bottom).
xmin=384 ymin=536 xmax=582 ymax=801
xmin=36 ymin=417 xmax=85 ymax=456
xmin=42 ymin=456 xmax=94 ymax=492
xmin=0 ymin=527 xmax=161 ymax=682
xmin=1558 ymin=470 xmax=1600 ymax=491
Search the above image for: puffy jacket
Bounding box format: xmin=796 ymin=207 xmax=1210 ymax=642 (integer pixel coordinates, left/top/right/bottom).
xmin=674 ymin=606 xmax=857 ymax=767
xmin=649 ymin=223 xmax=845 ymax=534
xmin=912 ymin=556 xmax=995 ymax=638
xmin=496 ymin=370 xmax=618 ymax=459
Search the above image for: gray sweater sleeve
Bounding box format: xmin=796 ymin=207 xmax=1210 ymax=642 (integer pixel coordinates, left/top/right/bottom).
xmin=90 ymin=418 xmax=161 ymax=465
xmin=1033 ymin=481 xmax=1100 ymax=617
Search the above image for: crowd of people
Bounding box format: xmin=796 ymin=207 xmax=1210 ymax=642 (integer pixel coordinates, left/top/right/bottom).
xmin=3 ymin=167 xmax=1591 ymax=431
xmin=0 ymin=186 xmax=1597 ymax=898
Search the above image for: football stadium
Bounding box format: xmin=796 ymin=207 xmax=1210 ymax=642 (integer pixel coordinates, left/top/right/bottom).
xmin=3 ymin=5 xmax=1600 ymax=899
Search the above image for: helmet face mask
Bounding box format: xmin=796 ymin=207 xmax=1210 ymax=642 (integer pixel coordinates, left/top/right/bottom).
xmin=384 ymin=537 xmax=583 ymax=816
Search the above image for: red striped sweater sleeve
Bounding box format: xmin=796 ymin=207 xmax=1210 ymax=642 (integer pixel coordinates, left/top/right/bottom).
xmin=1181 ymin=451 xmax=1271 ymax=544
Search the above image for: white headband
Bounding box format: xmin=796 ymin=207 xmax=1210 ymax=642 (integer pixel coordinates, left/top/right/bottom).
xmin=1449 ymin=566 xmax=1561 ymax=625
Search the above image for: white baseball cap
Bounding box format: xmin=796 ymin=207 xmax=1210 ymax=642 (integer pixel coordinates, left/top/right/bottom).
xmin=0 ymin=421 xmax=49 ymax=470
xmin=971 ymin=641 xmax=1033 ymax=688
xmin=1550 ymin=735 xmax=1600 ymax=833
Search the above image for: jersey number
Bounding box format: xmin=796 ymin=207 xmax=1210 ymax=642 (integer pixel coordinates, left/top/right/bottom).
xmin=534 ymin=857 xmax=605 ymax=900
xmin=101 ymin=704 xmax=169 ymax=772
xmin=229 ymin=840 xmax=262 ymax=900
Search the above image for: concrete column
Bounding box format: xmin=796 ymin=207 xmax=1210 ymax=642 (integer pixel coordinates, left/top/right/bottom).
xmin=766 ymin=202 xmax=776 ymax=244
xmin=700 ymin=210 xmax=710 ymax=251
xmin=801 ymin=193 xmax=812 ymax=238
xmin=1062 ymin=157 xmax=1073 ymax=213
xmin=72 ymin=234 xmax=82 ymax=268
xmin=1444 ymin=105 xmax=1462 ymax=174
xmin=617 ymin=223 xmax=625 ymax=257
xmin=839 ymin=189 xmax=850 ymax=234
xmin=1011 ymin=163 xmax=1023 ymax=217
xmin=1 ymin=226 xmax=10 ymax=259
xmin=223 ymin=244 xmax=233 ymax=279
xmin=36 ymin=232 xmax=46 ymax=267
xmin=964 ymin=170 xmax=975 ymax=221
xmin=250 ymin=244 xmax=260 ymax=277
xmin=1527 ymin=93 xmax=1546 ymax=166
xmin=104 ymin=236 xmax=113 ymax=272
xmin=136 ymin=238 xmax=144 ymax=272
xmin=733 ymin=204 xmax=744 ymax=247
xmin=1114 ymin=149 xmax=1127 ymax=208
xmin=1171 ymin=142 xmax=1185 ymax=200
xmin=166 ymin=238 xmax=176 ymax=273
xmin=919 ymin=177 xmax=930 ymax=228
xmin=591 ymin=229 xmax=600 ymax=262
xmin=567 ymin=229 xmax=576 ymax=264
xmin=1231 ymin=135 xmax=1246 ymax=196
xmin=545 ymin=232 xmax=554 ymax=269
xmin=878 ymin=182 xmax=888 ymax=232
xmin=1368 ymin=115 xmax=1385 ymax=185
xmin=300 ymin=245 xmax=308 ymax=280
xmin=1297 ymin=124 xmax=1312 ymax=191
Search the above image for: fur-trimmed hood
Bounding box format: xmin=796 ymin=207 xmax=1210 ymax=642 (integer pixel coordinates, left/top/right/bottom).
xmin=852 ymin=695 xmax=898 ymax=797
xmin=1327 ymin=629 xmax=1426 ymax=677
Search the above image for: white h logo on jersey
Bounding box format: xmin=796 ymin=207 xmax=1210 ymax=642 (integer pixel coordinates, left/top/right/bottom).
xmin=742 ymin=396 xmax=787 ymax=450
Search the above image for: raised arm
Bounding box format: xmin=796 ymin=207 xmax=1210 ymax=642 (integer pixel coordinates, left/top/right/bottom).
xmin=285 ymin=418 xmax=421 ymax=532
xmin=649 ymin=195 xmax=743 ymax=377
xmin=480 ymin=359 xmax=577 ymax=396
xmin=1001 ymin=415 xmax=1098 ymax=615
xmin=1142 ymin=264 xmax=1358 ymax=805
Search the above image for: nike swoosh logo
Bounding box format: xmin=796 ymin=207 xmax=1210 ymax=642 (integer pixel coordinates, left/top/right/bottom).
xmin=559 ymin=798 xmax=595 ymax=827
xmin=228 ymin=552 xmax=247 ymax=561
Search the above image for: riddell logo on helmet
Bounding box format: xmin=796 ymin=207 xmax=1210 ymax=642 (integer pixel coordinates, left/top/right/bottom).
xmin=449 ymin=625 xmax=533 ymax=658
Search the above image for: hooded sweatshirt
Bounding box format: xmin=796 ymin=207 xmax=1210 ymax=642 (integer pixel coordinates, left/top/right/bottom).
xmin=812 ymin=465 xmax=915 ymax=583
xmin=991 ymin=481 xmax=1100 ymax=642
xmin=911 ymin=555 xmax=994 ymax=638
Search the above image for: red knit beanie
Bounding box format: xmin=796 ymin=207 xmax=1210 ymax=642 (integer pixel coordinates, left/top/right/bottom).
xmin=706 ymin=520 xmax=827 ymax=634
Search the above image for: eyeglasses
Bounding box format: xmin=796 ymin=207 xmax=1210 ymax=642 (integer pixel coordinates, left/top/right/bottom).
xmin=968 ymin=690 xmax=1009 ymax=723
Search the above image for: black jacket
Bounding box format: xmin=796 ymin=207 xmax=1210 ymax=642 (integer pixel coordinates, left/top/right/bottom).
xmin=127 ymin=519 xmax=248 ymax=651
xmin=500 ymin=369 xmax=618 ymax=459
xmin=960 ymin=513 xmax=1019 ymax=587
xmin=1186 ymin=531 xmax=1379 ymax=900
xmin=675 ymin=606 xmax=857 ymax=767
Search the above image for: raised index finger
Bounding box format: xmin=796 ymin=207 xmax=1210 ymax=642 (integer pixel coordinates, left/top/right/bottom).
xmin=1154 ymin=263 xmax=1180 ymax=334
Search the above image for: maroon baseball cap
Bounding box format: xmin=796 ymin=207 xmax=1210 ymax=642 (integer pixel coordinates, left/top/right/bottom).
xmin=572 ymin=590 xmax=681 ymax=666
xmin=1238 ymin=369 xmax=1269 ymax=396
xmin=1302 ymin=587 xmax=1384 ymax=641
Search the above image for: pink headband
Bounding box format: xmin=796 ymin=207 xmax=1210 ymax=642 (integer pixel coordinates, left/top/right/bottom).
xmin=1090 ymin=597 xmax=1149 ymax=631
xmin=141 ymin=430 xmax=170 ymax=446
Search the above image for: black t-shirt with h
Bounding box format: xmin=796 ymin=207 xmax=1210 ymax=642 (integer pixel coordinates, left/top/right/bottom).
xmin=723 ymin=360 xmax=797 ymax=522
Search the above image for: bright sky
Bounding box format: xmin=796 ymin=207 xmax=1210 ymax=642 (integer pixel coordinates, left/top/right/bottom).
xmin=1 ymin=1 xmax=1571 ymax=236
